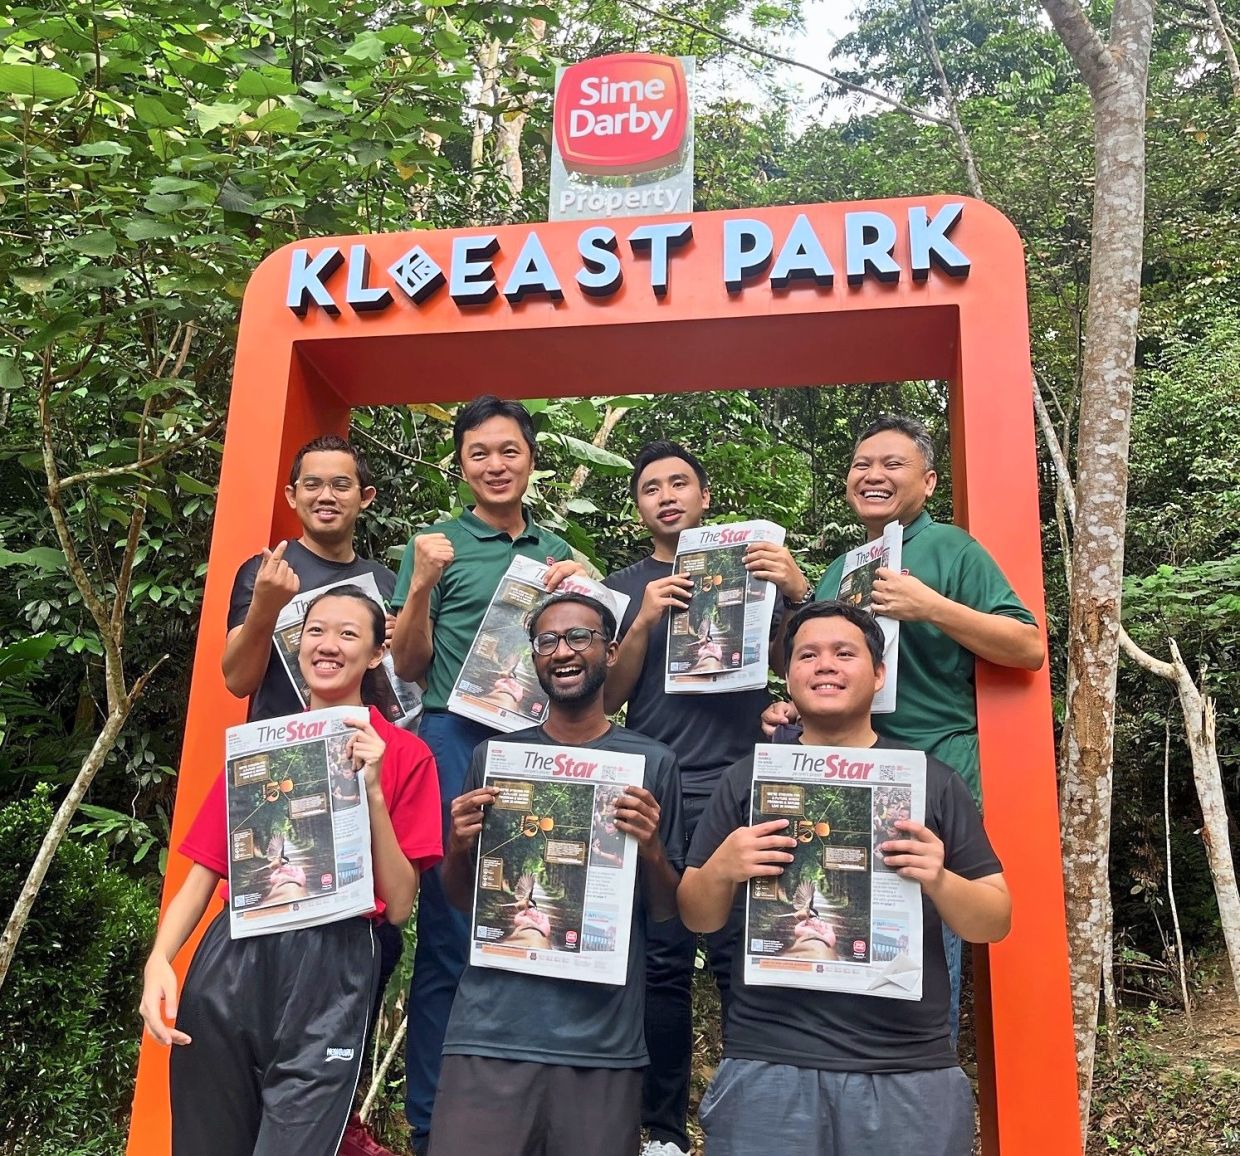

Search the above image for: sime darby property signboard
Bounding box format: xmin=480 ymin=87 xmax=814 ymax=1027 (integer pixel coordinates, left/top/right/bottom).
xmin=549 ymin=53 xmax=695 ymax=222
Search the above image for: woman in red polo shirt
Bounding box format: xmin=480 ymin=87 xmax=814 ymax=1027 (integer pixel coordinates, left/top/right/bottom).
xmin=140 ymin=586 xmax=442 ymax=1156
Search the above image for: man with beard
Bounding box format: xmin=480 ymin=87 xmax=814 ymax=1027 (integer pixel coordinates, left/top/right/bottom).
xmin=431 ymin=593 xmax=684 ymax=1156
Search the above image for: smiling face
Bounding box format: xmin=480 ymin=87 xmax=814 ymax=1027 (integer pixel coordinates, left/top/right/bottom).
xmin=786 ymin=613 xmax=885 ymax=736
xmin=297 ymin=594 xmax=384 ymax=708
xmin=530 ymin=601 xmax=616 ymax=707
xmin=633 ymin=455 xmax=710 ymax=554
xmin=284 ymin=450 xmax=375 ymax=550
xmin=458 ymin=415 xmax=534 ymax=520
xmin=845 ymin=430 xmax=936 ymax=537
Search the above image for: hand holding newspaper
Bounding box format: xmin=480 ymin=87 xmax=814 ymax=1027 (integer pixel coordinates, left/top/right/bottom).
xmin=271 ymin=571 xmax=423 ymax=728
xmin=666 ymin=519 xmax=784 ymax=694
xmin=448 ymin=557 xmax=629 ymax=732
xmin=225 ymin=706 xmax=375 ymax=938
xmin=831 ymin=519 xmax=902 ymax=713
xmin=743 ymin=742 xmax=927 ymax=998
xmin=469 ymin=740 xmax=645 ymax=985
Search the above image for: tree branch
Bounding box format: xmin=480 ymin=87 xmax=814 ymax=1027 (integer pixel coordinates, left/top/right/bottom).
xmin=912 ymin=0 xmax=985 ymax=196
xmin=110 ymin=491 xmax=150 ymax=650
xmin=1041 ymin=0 xmax=1117 ymax=96
xmin=614 ymin=0 xmax=952 ymax=129
xmin=55 ymin=414 xmax=224 ymax=493
xmin=1202 ymin=0 xmax=1240 ymax=96
xmin=350 ymin=424 xmax=464 ymax=483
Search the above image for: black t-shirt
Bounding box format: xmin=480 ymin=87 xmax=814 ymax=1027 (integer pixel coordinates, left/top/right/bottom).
xmin=604 ymin=556 xmax=772 ymax=795
xmin=687 ymin=736 xmax=1003 ymax=1073
xmin=443 ymin=723 xmax=685 ymax=1068
xmin=227 ymin=539 xmax=396 ymax=722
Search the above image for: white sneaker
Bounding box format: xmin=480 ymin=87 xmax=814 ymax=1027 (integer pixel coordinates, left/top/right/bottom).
xmin=641 ymin=1143 xmax=691 ymax=1156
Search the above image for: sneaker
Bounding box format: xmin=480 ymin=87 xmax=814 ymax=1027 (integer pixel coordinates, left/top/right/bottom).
xmin=641 ymin=1143 xmax=691 ymax=1156
xmin=338 ymin=1116 xmax=400 ymax=1156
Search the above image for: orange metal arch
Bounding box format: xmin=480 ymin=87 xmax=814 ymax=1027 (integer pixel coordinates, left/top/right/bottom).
xmin=128 ymin=195 xmax=1080 ymax=1155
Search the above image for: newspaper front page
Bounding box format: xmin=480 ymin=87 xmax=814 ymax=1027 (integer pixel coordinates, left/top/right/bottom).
xmin=665 ymin=520 xmax=785 ymax=694
xmin=448 ymin=557 xmax=629 ymax=732
xmin=469 ymin=740 xmax=644 ymax=985
xmin=829 ymin=520 xmax=902 ymax=713
xmin=225 ymin=706 xmax=375 ymax=938
xmin=744 ymin=742 xmax=927 ymax=999
xmin=271 ymin=571 xmax=422 ymax=728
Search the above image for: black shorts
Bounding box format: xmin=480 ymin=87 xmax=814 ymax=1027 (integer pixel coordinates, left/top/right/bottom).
xmin=170 ymin=911 xmax=380 ymax=1156
xmin=429 ymin=1054 xmax=643 ymax=1156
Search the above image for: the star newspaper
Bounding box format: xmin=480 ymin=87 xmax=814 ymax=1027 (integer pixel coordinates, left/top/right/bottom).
xmin=224 ymin=706 xmax=375 ymax=938
xmin=448 ymin=556 xmax=629 ymax=732
xmin=744 ymin=742 xmax=927 ymax=999
xmin=827 ymin=520 xmax=902 ymax=713
xmin=469 ymin=740 xmax=644 ymax=985
xmin=271 ymin=571 xmax=423 ymax=728
xmin=666 ymin=519 xmax=784 ymax=694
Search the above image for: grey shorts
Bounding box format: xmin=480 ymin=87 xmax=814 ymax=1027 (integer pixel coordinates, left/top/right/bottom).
xmin=429 ymin=1054 xmax=643 ymax=1156
xmin=699 ymin=1058 xmax=975 ymax=1156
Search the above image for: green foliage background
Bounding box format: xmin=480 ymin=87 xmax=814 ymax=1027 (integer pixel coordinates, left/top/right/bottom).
xmin=0 ymin=0 xmax=1238 ymax=1148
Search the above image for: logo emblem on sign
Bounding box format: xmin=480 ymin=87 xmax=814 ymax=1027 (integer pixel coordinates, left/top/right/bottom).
xmin=554 ymin=53 xmax=688 ymax=175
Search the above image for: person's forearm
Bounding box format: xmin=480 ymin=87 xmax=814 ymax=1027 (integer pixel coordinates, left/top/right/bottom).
xmin=221 ymin=612 xmax=281 ymax=698
xmin=440 ymin=845 xmax=476 ymax=913
xmin=639 ymin=846 xmax=681 ymax=922
xmin=926 ymin=872 xmax=1011 ymax=943
xmin=603 ymin=621 xmax=653 ymax=713
xmin=677 ymin=863 xmax=739 ymax=933
xmin=148 ymin=864 xmax=220 ymax=965
xmin=769 ymin=610 xmax=792 ymax=676
xmin=391 ymin=585 xmax=434 ymax=683
xmin=368 ymin=792 xmax=418 ymax=924
xmin=926 ymin=598 xmax=1044 ymax=670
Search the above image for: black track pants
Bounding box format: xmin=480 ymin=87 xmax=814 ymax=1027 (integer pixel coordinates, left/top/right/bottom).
xmin=170 ymin=911 xmax=379 ymax=1156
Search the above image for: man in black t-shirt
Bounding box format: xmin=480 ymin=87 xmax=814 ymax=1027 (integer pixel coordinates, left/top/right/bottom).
xmin=222 ymin=434 xmax=398 ymax=722
xmin=220 ymin=436 xmax=408 ymax=1156
xmin=679 ymin=601 xmax=1011 ymax=1156
xmin=433 ymin=593 xmax=684 ymax=1156
xmin=602 ymin=441 xmax=808 ymax=1156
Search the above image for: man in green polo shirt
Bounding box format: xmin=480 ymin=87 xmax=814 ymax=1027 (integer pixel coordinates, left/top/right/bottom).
xmin=390 ymin=395 xmax=579 ymax=1156
xmin=766 ymin=413 xmax=1043 ymax=1042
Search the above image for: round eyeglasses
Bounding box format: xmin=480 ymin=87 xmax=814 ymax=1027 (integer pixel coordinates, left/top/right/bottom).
xmin=531 ymin=627 xmax=607 ymax=655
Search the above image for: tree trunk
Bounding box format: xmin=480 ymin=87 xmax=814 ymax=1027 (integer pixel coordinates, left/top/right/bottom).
xmin=1042 ymin=0 xmax=1154 ymax=1135
xmin=1166 ymin=642 xmax=1240 ymax=1002
xmin=0 ymin=701 xmax=133 ymax=988
xmin=1203 ymin=0 xmax=1240 ymax=97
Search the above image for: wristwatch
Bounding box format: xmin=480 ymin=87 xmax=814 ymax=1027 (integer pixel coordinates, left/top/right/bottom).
xmin=782 ymin=586 xmax=815 ymax=610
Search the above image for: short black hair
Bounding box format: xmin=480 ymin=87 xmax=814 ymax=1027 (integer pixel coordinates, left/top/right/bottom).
xmin=288 ymin=435 xmax=373 ymax=491
xmin=784 ymin=599 xmax=885 ymax=670
xmin=453 ymin=395 xmax=538 ymax=466
xmin=630 ymin=440 xmax=708 ymax=498
xmin=300 ymin=583 xmax=386 ymax=649
xmin=527 ymin=592 xmax=617 ymax=645
xmin=854 ymin=415 xmax=935 ymax=473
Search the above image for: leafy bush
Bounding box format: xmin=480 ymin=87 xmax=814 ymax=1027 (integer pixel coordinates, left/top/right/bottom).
xmin=0 ymin=785 xmax=157 ymax=1153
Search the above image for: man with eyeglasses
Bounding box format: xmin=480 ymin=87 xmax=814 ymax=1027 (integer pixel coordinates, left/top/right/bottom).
xmin=222 ymin=433 xmax=398 ymax=723
xmin=430 ymin=591 xmax=683 ymax=1156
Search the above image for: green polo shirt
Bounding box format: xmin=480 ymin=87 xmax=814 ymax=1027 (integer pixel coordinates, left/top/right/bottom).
xmin=815 ymin=510 xmax=1036 ymax=799
xmin=391 ymin=507 xmax=573 ymax=711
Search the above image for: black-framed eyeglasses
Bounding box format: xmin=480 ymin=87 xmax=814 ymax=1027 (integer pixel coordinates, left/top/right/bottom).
xmin=297 ymin=476 xmax=357 ymax=495
xmin=531 ymin=627 xmax=607 ymax=655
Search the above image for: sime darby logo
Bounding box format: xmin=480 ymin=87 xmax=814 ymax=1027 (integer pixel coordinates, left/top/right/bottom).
xmin=554 ymin=53 xmax=688 ymax=175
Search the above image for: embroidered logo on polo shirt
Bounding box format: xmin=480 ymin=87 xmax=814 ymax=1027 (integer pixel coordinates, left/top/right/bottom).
xmin=325 ymin=1047 xmax=355 ymax=1063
